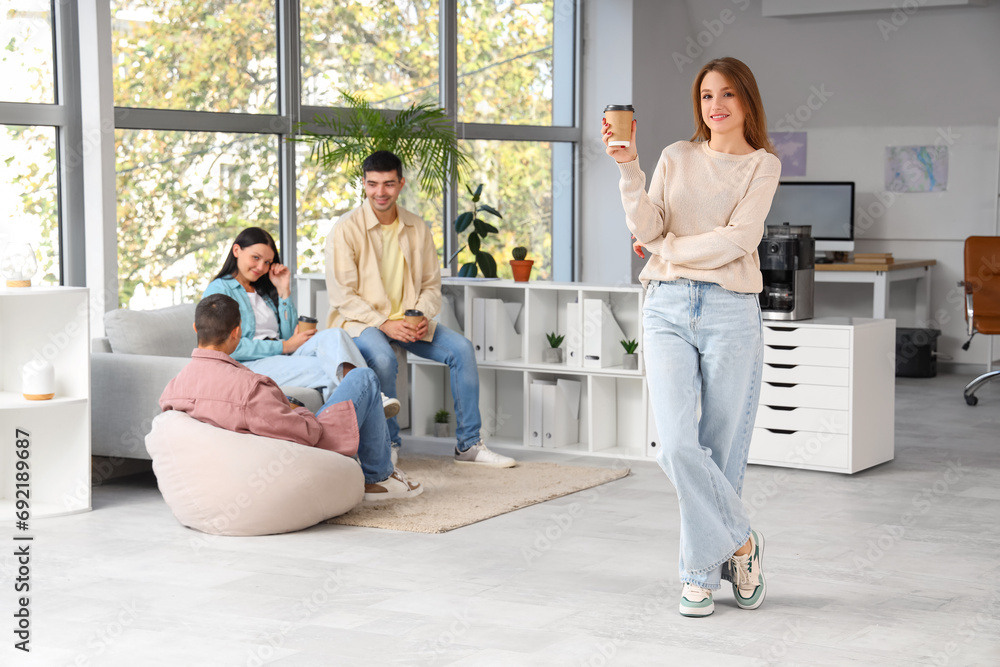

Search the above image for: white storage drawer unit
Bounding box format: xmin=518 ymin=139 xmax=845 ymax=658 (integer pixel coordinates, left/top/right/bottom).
xmin=749 ymin=317 xmax=895 ymax=474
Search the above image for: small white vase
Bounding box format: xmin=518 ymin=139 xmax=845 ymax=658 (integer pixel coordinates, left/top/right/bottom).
xmin=23 ymin=359 xmax=55 ymax=400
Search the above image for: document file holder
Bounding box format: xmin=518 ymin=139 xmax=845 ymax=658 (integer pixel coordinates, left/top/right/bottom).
xmin=566 ymin=301 xmax=582 ymax=367
xmin=483 ymin=298 xmax=522 ymax=362
xmin=529 ymin=378 xmax=581 ymax=448
xmin=583 ymin=298 xmax=626 ymax=368
xmin=472 ymin=298 xmax=486 ymax=361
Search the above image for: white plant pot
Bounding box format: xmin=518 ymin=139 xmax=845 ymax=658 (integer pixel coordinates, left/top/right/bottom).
xmin=433 ymin=423 xmax=449 ymax=438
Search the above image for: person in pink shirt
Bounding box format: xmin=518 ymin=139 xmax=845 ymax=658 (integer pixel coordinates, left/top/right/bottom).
xmin=160 ymin=293 xmax=421 ymax=501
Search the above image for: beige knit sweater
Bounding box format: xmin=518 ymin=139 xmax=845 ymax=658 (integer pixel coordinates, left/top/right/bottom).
xmin=618 ymin=140 xmax=781 ymax=293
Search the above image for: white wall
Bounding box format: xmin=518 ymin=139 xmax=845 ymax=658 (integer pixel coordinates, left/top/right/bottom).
xmin=794 ymin=124 xmax=998 ymax=367
xmin=578 ymin=0 xmax=633 ymax=286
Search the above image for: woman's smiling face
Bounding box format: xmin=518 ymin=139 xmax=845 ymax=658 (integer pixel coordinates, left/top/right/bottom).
xmin=700 ymin=70 xmax=746 ymax=137
xmin=232 ymin=242 xmax=275 ymax=285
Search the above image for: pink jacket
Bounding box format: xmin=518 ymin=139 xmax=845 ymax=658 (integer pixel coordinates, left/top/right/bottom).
xmin=159 ymin=349 xmax=359 ymax=456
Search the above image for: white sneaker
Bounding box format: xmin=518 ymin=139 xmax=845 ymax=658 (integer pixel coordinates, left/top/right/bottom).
xmin=679 ymin=583 xmax=715 ymax=617
xmin=390 ymin=443 xmax=400 ymax=466
xmin=381 ymin=392 xmax=400 ymax=419
xmin=363 ymin=468 xmax=422 ymax=501
xmin=454 ymin=441 xmax=516 ymax=468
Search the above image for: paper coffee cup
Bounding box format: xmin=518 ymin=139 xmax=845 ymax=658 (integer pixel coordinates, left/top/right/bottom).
xmin=297 ymin=315 xmax=317 ymax=333
xmin=404 ymin=309 xmax=424 ymax=327
xmin=604 ymin=104 xmax=635 ymax=147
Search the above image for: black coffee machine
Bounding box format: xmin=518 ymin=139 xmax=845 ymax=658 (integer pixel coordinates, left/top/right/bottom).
xmin=758 ymin=223 xmax=815 ymax=320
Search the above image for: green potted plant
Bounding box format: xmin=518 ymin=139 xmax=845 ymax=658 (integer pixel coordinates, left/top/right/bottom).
xmin=510 ymin=246 xmax=533 ymax=282
xmin=294 ymin=91 xmax=472 ymax=198
xmin=544 ymin=332 xmax=564 ymax=364
xmin=449 ymin=183 xmax=502 ymax=277
xmin=433 ymin=408 xmax=451 ymax=438
xmin=621 ymin=338 xmax=639 ymax=370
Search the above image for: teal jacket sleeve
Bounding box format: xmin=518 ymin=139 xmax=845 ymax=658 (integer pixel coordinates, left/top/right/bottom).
xmin=202 ymin=278 xmax=284 ymax=361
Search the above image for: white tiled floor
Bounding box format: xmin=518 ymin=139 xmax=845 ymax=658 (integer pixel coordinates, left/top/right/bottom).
xmin=1 ymin=374 xmax=999 ymax=665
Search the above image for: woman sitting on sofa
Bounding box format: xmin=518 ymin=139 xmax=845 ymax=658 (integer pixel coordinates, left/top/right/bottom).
xmin=202 ymin=226 xmax=398 ymax=414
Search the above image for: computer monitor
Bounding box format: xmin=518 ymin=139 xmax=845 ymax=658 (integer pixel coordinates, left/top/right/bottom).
xmin=764 ymin=181 xmax=855 ymax=252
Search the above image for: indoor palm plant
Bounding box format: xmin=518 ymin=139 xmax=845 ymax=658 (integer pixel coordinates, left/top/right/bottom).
xmin=294 ymin=91 xmax=472 ymax=197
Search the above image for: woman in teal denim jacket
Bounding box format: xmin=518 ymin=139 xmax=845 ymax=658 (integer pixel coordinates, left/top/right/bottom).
xmin=202 ymin=227 xmax=368 ymax=400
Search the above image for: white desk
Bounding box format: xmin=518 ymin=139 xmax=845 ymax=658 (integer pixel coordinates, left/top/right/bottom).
xmin=815 ymin=259 xmax=936 ymax=321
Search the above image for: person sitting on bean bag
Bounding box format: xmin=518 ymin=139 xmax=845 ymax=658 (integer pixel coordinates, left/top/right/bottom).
xmin=159 ymin=293 xmax=422 ymax=501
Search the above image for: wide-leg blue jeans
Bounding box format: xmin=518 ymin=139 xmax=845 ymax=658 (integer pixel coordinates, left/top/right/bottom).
xmin=318 ymin=367 xmax=393 ymax=484
xmin=643 ymin=279 xmax=763 ymax=590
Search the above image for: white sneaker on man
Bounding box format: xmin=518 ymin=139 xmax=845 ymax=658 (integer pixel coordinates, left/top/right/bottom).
xmin=363 ymin=468 xmax=422 ymax=501
xmin=381 ymin=392 xmax=400 ymax=419
xmin=454 ymin=441 xmax=516 ymax=468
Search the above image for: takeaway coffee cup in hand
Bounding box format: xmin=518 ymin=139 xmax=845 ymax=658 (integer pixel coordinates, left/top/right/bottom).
xmin=404 ymin=309 xmax=424 ymax=328
xmin=604 ymin=104 xmax=635 ymax=147
xmin=297 ymin=315 xmax=317 ymax=333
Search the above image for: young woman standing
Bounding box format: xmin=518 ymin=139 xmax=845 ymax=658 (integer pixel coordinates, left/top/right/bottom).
xmin=603 ymin=57 xmax=781 ymax=617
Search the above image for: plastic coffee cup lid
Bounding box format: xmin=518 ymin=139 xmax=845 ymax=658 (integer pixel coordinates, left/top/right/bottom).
xmin=604 ymin=104 xmax=634 ymax=112
xmin=298 ymin=315 xmax=317 ymax=323
xmin=404 ymin=309 xmax=423 ymax=317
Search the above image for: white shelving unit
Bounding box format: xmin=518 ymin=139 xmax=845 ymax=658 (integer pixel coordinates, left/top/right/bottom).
xmin=749 ymin=317 xmax=895 ymax=474
xmin=0 ymin=287 xmax=91 ymax=518
xmin=409 ymin=279 xmax=652 ymax=460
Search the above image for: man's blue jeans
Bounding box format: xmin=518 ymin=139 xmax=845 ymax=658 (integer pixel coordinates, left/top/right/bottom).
xmin=643 ymin=279 xmax=763 ymax=590
xmin=354 ymin=324 xmax=482 ymax=452
xmin=318 ymin=367 xmax=393 ymax=484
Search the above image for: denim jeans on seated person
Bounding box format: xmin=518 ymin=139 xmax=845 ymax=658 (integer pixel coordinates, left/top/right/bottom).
xmin=319 ymin=367 xmax=393 ymax=484
xmin=246 ymin=327 xmax=369 ymax=402
xmin=353 ymin=324 xmax=481 ymax=452
xmin=643 ymin=279 xmax=763 ymax=590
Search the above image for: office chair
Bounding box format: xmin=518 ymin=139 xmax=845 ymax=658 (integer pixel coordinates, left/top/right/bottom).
xmin=961 ymin=236 xmax=1000 ymax=406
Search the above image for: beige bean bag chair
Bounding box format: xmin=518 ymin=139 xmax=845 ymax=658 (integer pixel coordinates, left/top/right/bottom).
xmin=145 ymin=411 xmax=364 ymax=536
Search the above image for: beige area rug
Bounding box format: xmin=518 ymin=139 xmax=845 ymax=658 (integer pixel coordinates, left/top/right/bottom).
xmin=326 ymin=455 xmax=630 ymax=533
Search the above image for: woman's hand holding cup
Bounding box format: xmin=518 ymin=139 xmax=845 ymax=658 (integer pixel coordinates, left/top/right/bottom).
xmin=282 ymin=327 xmax=316 ymax=354
xmin=603 ymin=117 xmax=637 ymax=164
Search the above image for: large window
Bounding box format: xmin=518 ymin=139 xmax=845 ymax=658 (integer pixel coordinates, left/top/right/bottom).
xmin=111 ymin=0 xmax=278 ymax=113
xmin=0 ymin=125 xmax=60 ymax=284
xmin=116 ymin=130 xmax=279 ymax=307
xmin=1 ymin=1 xmax=579 ymax=307
xmin=0 ymin=0 xmax=55 ymax=104
xmin=300 ymin=0 xmax=440 ymax=108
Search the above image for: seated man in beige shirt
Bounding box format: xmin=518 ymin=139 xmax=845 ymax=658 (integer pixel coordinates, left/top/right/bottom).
xmin=324 ymin=150 xmax=515 ymax=468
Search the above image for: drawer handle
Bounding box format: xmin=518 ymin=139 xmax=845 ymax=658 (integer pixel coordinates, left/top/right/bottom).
xmin=765 ymin=382 xmax=797 ymax=388
xmin=768 ymin=326 xmax=799 ymax=332
xmin=765 ymin=428 xmax=797 ymax=435
xmin=763 ymin=405 xmax=798 ymax=411
xmin=766 ymin=363 xmax=797 ymax=369
xmin=767 ymin=345 xmax=798 ymax=351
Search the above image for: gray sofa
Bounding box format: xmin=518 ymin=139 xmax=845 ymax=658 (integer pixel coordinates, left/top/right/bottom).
xmin=91 ymin=304 xmax=324 ymax=460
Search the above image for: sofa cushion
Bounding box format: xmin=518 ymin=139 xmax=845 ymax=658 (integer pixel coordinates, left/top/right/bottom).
xmin=105 ymin=304 xmax=197 ymax=357
xmin=146 ymin=410 xmax=364 ymax=536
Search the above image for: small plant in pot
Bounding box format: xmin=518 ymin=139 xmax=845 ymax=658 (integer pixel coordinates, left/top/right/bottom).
xmin=621 ymin=338 xmax=639 ymax=370
xmin=433 ymin=409 xmax=450 ymax=438
xmin=510 ymin=246 xmax=534 ymax=282
xmin=544 ymin=332 xmax=564 ymax=364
